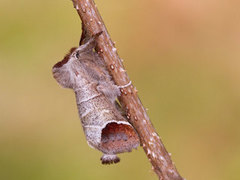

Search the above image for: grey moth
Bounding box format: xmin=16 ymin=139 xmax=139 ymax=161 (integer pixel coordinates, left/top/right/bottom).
xmin=52 ymin=35 xmax=139 ymax=164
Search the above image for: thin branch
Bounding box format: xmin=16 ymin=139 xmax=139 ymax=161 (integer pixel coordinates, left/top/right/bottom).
xmin=71 ymin=0 xmax=184 ymax=179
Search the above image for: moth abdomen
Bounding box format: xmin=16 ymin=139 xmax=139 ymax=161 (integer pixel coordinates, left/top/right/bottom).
xmin=101 ymin=154 xmax=120 ymax=165
xmin=75 ymin=87 xmax=139 ymax=162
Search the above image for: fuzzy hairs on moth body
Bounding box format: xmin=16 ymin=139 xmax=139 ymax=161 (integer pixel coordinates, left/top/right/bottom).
xmin=52 ymin=35 xmax=139 ymax=164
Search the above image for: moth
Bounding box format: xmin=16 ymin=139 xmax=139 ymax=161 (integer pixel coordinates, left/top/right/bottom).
xmin=52 ymin=34 xmax=139 ymax=164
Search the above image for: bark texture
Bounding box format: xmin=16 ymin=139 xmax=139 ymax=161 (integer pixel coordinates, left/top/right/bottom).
xmin=71 ymin=0 xmax=184 ymax=179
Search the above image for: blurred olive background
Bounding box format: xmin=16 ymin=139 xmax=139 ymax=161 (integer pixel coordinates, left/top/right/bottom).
xmin=0 ymin=0 xmax=240 ymax=180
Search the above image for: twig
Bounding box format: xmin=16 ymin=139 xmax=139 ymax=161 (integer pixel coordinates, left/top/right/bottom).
xmin=71 ymin=0 xmax=184 ymax=179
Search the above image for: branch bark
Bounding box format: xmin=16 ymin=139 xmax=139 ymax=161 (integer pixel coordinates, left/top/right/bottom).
xmin=71 ymin=0 xmax=184 ymax=179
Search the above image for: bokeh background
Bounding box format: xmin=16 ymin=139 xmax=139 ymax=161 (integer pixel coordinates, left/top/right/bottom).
xmin=1 ymin=0 xmax=240 ymax=179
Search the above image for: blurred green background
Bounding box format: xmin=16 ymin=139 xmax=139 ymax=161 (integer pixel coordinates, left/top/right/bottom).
xmin=0 ymin=0 xmax=240 ymax=179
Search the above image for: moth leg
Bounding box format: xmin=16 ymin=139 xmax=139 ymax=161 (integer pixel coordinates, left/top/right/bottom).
xmin=118 ymin=81 xmax=132 ymax=89
xmin=96 ymin=81 xmax=120 ymax=104
xmin=79 ymin=22 xmax=89 ymax=45
xmin=77 ymin=31 xmax=103 ymax=54
xmin=101 ymin=154 xmax=120 ymax=164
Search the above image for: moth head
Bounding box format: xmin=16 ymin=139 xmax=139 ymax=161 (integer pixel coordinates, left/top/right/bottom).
xmin=52 ymin=32 xmax=102 ymax=89
xmin=52 ymin=47 xmax=79 ymax=89
xmin=53 ymin=47 xmax=77 ymax=69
